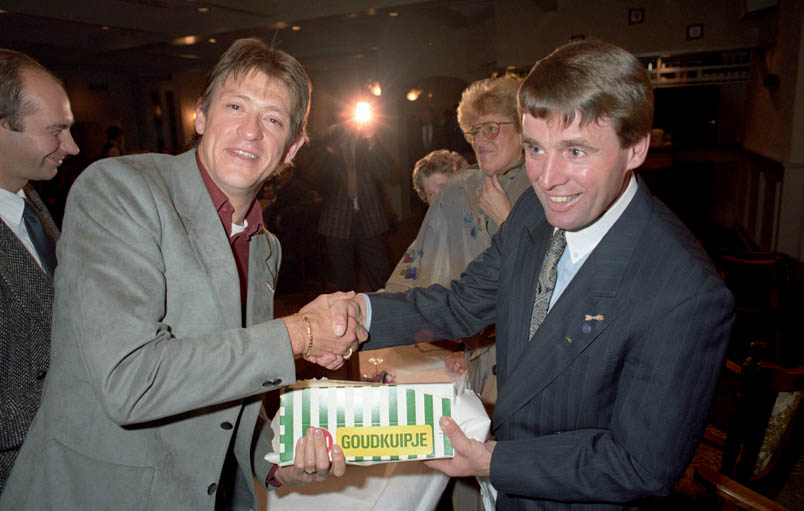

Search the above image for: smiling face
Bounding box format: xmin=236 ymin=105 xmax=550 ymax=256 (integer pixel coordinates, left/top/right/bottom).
xmin=421 ymin=172 xmax=450 ymax=205
xmin=0 ymin=70 xmax=79 ymax=193
xmin=522 ymin=112 xmax=649 ymax=232
xmin=470 ymin=114 xmax=522 ymax=176
xmin=195 ymin=70 xmax=303 ymax=204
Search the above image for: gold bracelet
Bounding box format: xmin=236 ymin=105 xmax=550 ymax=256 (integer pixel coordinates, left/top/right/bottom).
xmin=302 ymin=315 xmax=313 ymax=359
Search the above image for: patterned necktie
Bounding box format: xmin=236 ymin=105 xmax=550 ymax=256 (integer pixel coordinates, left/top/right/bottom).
xmin=529 ymin=229 xmax=566 ymax=338
xmin=22 ymin=200 xmax=57 ymax=282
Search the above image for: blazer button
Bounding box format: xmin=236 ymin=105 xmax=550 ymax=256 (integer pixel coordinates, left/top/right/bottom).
xmin=262 ymin=378 xmax=282 ymax=388
xmin=36 ymin=370 xmax=47 ymax=380
xmin=220 ymin=421 xmax=233 ymax=430
xmin=207 ymin=483 xmax=217 ymax=495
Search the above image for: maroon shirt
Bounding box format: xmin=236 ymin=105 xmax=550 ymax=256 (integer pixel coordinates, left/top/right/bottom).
xmin=196 ymin=153 xmax=263 ymax=326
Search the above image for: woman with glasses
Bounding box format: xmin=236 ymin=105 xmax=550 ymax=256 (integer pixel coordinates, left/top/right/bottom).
xmin=385 ymin=75 xmax=529 ymax=509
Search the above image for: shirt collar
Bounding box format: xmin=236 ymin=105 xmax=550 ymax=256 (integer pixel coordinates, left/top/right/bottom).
xmin=564 ymin=174 xmax=638 ymax=263
xmin=196 ymin=152 xmax=263 ymax=239
xmin=0 ymin=187 xmax=27 ymax=227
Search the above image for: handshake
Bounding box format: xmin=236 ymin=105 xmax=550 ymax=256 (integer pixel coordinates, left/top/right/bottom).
xmin=282 ymin=291 xmax=369 ymax=370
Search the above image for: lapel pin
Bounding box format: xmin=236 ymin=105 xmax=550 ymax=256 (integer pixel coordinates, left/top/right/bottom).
xmin=582 ymin=324 xmax=592 ymax=334
xmin=584 ymin=314 xmax=605 ymax=321
xmin=265 ymin=281 xmax=275 ymax=294
xmin=566 ymin=336 xmax=573 ymax=343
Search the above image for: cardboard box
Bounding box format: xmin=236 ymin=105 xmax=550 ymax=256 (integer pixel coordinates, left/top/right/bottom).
xmin=266 ymin=379 xmax=487 ymax=466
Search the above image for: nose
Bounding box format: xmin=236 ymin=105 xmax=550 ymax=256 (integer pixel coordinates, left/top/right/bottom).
xmin=61 ymin=130 xmax=79 ymax=155
xmin=238 ymin=113 xmax=263 ymax=141
xmin=538 ymin=153 xmax=567 ymax=190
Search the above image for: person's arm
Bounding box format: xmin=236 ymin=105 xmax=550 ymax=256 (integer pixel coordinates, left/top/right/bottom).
xmin=488 ymin=283 xmax=734 ymax=503
xmin=478 ymin=173 xmax=512 ymax=226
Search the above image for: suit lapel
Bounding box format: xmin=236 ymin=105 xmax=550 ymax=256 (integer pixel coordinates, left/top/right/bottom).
xmin=246 ymin=227 xmax=277 ymax=326
xmin=169 ymin=150 xmax=241 ymax=330
xmin=493 ymin=182 xmax=653 ymax=428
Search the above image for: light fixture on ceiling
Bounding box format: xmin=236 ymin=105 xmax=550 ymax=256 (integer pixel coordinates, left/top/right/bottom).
xmin=406 ymin=89 xmax=422 ymax=101
xmin=208 ymin=38 xmax=216 ymax=43
xmin=101 ymin=25 xmax=110 ymax=31
xmin=269 ymin=21 xmax=289 ymax=30
xmin=173 ymin=35 xmax=198 ymax=46
xmin=369 ymin=81 xmax=382 ymax=97
xmin=196 ymin=7 xmax=209 ymax=13
xmin=291 ymin=25 xmax=301 ymax=31
xmin=388 ymin=12 xmax=399 ymax=17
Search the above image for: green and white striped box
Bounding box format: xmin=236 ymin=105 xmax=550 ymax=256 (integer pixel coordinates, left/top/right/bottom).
xmin=273 ymin=380 xmax=454 ymax=465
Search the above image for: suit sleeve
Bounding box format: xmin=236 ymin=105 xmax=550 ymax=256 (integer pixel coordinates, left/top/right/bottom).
xmin=56 ymin=159 xmax=295 ymax=426
xmin=490 ymin=277 xmax=734 ymax=502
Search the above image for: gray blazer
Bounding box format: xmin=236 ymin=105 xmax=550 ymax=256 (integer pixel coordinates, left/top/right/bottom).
xmin=0 ymin=150 xmax=296 ymax=510
xmin=0 ymin=186 xmax=58 ymax=494
xmin=367 ymin=180 xmax=735 ymax=509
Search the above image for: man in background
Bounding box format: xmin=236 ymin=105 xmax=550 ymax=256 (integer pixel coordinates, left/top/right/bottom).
xmin=0 ymin=48 xmax=79 ymax=494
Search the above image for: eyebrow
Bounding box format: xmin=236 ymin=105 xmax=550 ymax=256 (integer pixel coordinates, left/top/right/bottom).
xmin=224 ymin=92 xmax=289 ymax=115
xmin=45 ymin=122 xmax=72 ymax=130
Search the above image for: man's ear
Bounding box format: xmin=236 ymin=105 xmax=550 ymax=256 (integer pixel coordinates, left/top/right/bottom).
xmin=194 ymin=99 xmax=206 ymax=135
xmin=283 ymin=135 xmax=305 ymax=164
xmin=625 ymin=133 xmax=650 ymax=171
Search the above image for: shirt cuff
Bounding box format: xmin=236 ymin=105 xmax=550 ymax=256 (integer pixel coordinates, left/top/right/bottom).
xmin=360 ymin=293 xmax=372 ymax=331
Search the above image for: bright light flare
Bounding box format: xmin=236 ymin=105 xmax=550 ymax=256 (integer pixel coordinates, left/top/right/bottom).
xmin=354 ymin=101 xmax=373 ymax=123
xmin=369 ymin=81 xmax=382 ymax=96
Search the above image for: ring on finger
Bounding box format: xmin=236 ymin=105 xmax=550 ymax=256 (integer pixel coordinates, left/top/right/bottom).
xmin=343 ymin=347 xmax=353 ymax=360
xmin=304 ymin=469 xmax=316 ymax=475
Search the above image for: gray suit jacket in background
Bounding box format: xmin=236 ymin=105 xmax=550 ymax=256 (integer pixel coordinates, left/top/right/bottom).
xmin=0 ymin=150 xmax=296 ymax=510
xmin=367 ymin=179 xmax=735 ymax=510
xmin=0 ymin=186 xmax=58 ymax=494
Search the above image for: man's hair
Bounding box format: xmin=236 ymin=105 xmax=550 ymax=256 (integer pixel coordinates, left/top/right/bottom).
xmin=412 ymin=149 xmax=468 ymax=202
xmin=518 ymin=39 xmax=653 ymax=148
xmin=198 ymin=38 xmax=312 ymax=145
xmin=457 ymin=76 xmax=522 ymax=140
xmin=0 ymin=49 xmax=61 ymax=132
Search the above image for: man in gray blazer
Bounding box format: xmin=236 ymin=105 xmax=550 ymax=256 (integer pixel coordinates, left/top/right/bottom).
xmin=0 ymin=39 xmax=363 ymax=510
xmin=0 ymin=49 xmax=79 ymax=494
xmin=336 ymin=40 xmax=735 ymax=509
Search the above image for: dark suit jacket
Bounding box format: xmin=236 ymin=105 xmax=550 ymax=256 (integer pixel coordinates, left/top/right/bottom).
xmin=0 ymin=186 xmax=58 ymax=494
xmin=368 ymin=179 xmax=735 ymax=509
xmin=0 ymin=151 xmax=295 ymax=510
xmin=317 ymin=134 xmax=390 ymax=239
xmin=408 ymin=121 xmax=448 ymax=167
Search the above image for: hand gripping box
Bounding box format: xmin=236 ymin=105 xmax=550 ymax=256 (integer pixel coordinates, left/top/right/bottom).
xmin=265 ymin=378 xmax=489 ymax=466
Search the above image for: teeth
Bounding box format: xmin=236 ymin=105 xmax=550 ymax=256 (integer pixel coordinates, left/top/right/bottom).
xmin=232 ymin=149 xmax=257 ymax=159
xmin=549 ymin=195 xmax=577 ymax=203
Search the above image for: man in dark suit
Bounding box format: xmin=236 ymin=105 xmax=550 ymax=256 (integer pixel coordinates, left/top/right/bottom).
xmin=335 ymin=40 xmax=734 ymax=509
xmin=0 ymin=49 xmax=79 ymax=494
xmin=317 ymin=121 xmax=392 ymax=291
xmin=0 ymin=39 xmax=362 ymax=511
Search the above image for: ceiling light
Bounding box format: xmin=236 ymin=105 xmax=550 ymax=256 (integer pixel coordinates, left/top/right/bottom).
xmin=406 ymin=89 xmax=422 ymax=101
xmin=388 ymin=12 xmax=399 ymax=17
xmin=269 ymin=21 xmax=289 ymax=30
xmin=369 ymin=81 xmax=382 ymax=96
xmin=197 ymin=7 xmax=209 ymax=13
xmin=101 ymin=25 xmax=110 ymax=31
xmin=208 ymin=38 xmax=216 ymax=43
xmin=173 ymin=35 xmax=198 ymax=46
xmin=291 ymin=25 xmax=301 ymax=31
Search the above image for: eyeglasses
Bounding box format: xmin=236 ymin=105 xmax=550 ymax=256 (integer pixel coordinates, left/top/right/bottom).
xmin=465 ymin=121 xmax=513 ymax=142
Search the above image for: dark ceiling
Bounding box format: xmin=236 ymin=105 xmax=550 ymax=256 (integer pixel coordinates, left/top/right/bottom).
xmin=0 ymin=0 xmax=497 ymax=76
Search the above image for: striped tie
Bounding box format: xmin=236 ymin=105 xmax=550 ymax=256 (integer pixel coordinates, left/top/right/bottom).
xmin=529 ymin=229 xmax=566 ymax=338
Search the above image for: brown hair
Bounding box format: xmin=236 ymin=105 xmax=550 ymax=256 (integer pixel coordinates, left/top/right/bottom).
xmin=0 ymin=49 xmax=62 ymax=132
xmin=412 ymin=149 xmax=468 ymax=202
xmin=457 ymin=76 xmax=522 ymax=140
xmin=198 ymin=38 xmax=312 ymax=145
xmin=518 ymin=39 xmax=653 ymax=148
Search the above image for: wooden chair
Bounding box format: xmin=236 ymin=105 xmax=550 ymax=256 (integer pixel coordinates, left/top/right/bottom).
xmin=702 ymin=341 xmax=804 ymax=505
xmin=717 ymin=250 xmax=797 ymax=364
xmin=695 ymin=465 xmax=791 ymax=511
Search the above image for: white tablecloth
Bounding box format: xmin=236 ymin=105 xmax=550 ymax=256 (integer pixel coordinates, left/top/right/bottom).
xmin=260 ymin=343 xmax=461 ymax=511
